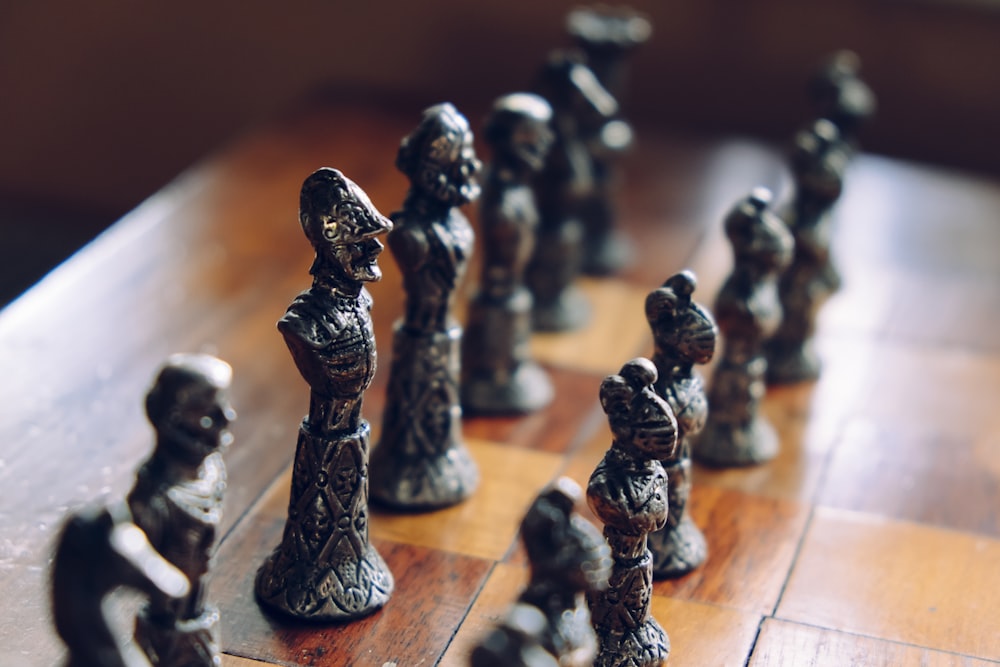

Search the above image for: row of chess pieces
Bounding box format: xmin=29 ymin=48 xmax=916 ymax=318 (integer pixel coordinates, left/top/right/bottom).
xmin=48 ymin=6 xmax=875 ymax=667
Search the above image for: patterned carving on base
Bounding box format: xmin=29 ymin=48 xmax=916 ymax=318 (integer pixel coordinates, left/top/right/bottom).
xmin=695 ymin=358 xmax=779 ymax=466
xmin=135 ymin=605 xmax=221 ymax=667
xmin=255 ymin=421 xmax=394 ymax=621
xmin=371 ymin=324 xmax=478 ymax=509
xmin=463 ymin=287 xmax=554 ymax=415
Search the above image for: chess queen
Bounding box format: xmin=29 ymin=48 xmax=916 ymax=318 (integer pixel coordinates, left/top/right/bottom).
xmin=255 ymin=168 xmax=394 ymax=621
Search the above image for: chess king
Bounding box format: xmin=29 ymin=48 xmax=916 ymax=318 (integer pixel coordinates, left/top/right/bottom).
xmin=127 ymin=354 xmax=236 ymax=667
xmin=370 ymin=102 xmax=481 ymax=509
xmin=255 ymin=168 xmax=394 ymax=621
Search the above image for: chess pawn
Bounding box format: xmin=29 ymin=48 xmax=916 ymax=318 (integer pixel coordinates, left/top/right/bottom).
xmin=766 ymin=121 xmax=849 ymax=384
xmin=527 ymin=50 xmax=617 ymax=331
xmin=125 ymin=354 xmax=235 ymax=667
xmin=470 ymin=604 xmax=560 ymax=667
xmin=462 ymin=93 xmax=555 ymax=415
xmin=588 ymin=358 xmax=676 ymax=667
xmin=566 ymin=4 xmax=652 ymax=275
xmin=644 ymin=270 xmax=718 ymax=578
xmin=807 ymin=50 xmax=876 ymax=155
xmin=695 ymin=189 xmax=793 ymax=467
xmin=256 ymin=168 xmax=394 ymax=621
xmin=370 ymin=103 xmax=481 ymax=509
xmin=518 ymin=477 xmax=611 ymax=666
xmin=52 ymin=502 xmax=190 ymax=667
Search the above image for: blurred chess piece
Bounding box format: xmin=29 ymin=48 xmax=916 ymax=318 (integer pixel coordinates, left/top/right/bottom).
xmin=767 ymin=120 xmax=849 ymax=384
xmin=371 ymin=102 xmax=481 ymax=509
xmin=528 ymin=49 xmax=617 ymax=331
xmin=694 ymin=190 xmax=792 ymax=467
xmin=470 ymin=604 xmax=560 ymax=667
xmin=588 ymin=358 xmax=674 ymax=667
xmin=256 ymin=168 xmax=394 ymax=621
xmin=567 ymin=4 xmax=652 ymax=275
xmin=645 ymin=270 xmax=717 ymax=577
xmin=127 ymin=354 xmax=235 ymax=666
xmin=808 ymin=49 xmax=876 ymax=156
xmin=462 ymin=93 xmax=556 ymax=415
xmin=52 ymin=502 xmax=189 ymax=667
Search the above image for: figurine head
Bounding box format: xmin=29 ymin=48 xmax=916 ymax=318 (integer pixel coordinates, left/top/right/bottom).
xmin=808 ymin=50 xmax=876 ymax=135
xmin=145 ymin=354 xmax=236 ymax=466
xmin=520 ymin=477 xmax=611 ymax=595
xmin=724 ymin=188 xmax=793 ymax=274
xmin=300 ymin=167 xmax=393 ymax=284
xmin=600 ymin=358 xmax=678 ymax=460
xmin=645 ymin=270 xmax=718 ymax=367
xmin=396 ymin=102 xmax=482 ymax=207
xmin=483 ymin=93 xmax=554 ymax=174
xmin=791 ymin=119 xmax=848 ymax=203
xmin=566 ymin=5 xmax=652 ymax=54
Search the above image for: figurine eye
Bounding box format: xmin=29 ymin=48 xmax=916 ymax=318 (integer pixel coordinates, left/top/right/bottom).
xmin=323 ymin=224 xmax=338 ymax=240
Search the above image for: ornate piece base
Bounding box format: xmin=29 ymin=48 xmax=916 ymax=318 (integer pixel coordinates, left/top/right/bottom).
xmin=694 ymin=416 xmax=779 ymax=467
xmin=371 ymin=324 xmax=478 ymax=510
xmin=532 ymin=284 xmax=591 ymax=332
xmin=135 ymin=605 xmax=221 ymax=667
xmin=591 ymin=552 xmax=669 ymax=667
xmin=649 ymin=515 xmax=707 ymax=579
xmin=255 ymin=421 xmax=394 ymax=621
xmin=765 ymin=339 xmax=822 ymax=385
xmin=527 ymin=220 xmax=590 ymax=333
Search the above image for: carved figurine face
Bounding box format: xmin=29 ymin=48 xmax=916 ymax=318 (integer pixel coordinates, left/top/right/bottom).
xmin=146 ymin=354 xmax=236 ymax=466
xmin=398 ymin=103 xmax=482 ymax=207
xmin=508 ymin=113 xmax=555 ymax=173
xmin=647 ymin=271 xmax=718 ymax=367
xmin=601 ymin=358 xmax=679 ymax=461
xmin=725 ymin=188 xmax=793 ymax=275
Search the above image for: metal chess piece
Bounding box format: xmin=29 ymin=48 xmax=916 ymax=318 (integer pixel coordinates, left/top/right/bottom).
xmin=462 ymin=93 xmax=555 ymax=415
xmin=370 ymin=103 xmax=481 ymax=509
xmin=470 ymin=603 xmax=560 ymax=667
xmin=644 ymin=270 xmax=717 ymax=578
xmin=255 ymin=168 xmax=394 ymax=621
xmin=695 ymin=189 xmax=793 ymax=467
xmin=587 ymin=358 xmax=675 ymax=667
xmin=519 ymin=477 xmax=611 ymax=666
xmin=528 ymin=49 xmax=617 ymax=331
xmin=127 ymin=354 xmax=236 ymax=666
xmin=766 ymin=120 xmax=849 ymax=384
xmin=51 ymin=502 xmax=190 ymax=667
xmin=566 ymin=4 xmax=652 ymax=275
xmin=808 ymin=49 xmax=876 ymax=155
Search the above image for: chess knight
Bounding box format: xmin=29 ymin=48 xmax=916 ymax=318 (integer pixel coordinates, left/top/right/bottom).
xmin=127 ymin=354 xmax=236 ymax=666
xmin=370 ymin=102 xmax=481 ymax=509
xmin=256 ymin=168 xmax=394 ymax=621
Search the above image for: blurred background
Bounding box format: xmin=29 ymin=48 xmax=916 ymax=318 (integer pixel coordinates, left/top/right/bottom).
xmin=1 ymin=0 xmax=998 ymax=305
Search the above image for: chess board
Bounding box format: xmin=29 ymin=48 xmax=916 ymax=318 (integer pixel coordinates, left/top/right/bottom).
xmin=1 ymin=101 xmax=998 ymax=667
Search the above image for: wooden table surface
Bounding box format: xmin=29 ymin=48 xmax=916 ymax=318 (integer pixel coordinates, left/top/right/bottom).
xmin=1 ymin=100 xmax=998 ymax=666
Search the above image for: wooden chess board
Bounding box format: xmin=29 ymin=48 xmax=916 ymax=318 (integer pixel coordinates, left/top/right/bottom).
xmin=2 ymin=101 xmax=998 ymax=666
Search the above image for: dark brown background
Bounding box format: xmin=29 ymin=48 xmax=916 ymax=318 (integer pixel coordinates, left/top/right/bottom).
xmin=1 ymin=0 xmax=998 ymax=302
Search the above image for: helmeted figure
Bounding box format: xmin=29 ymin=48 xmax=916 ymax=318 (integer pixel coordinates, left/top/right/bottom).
xmin=127 ymin=354 xmax=236 ymax=666
xmin=644 ymin=270 xmax=717 ymax=577
xmin=370 ymin=102 xmax=481 ymax=509
xmin=587 ymin=358 xmax=676 ymax=667
xmin=255 ymin=167 xmax=394 ymax=621
xmin=694 ymin=189 xmax=793 ymax=466
xmin=52 ymin=502 xmax=189 ymax=667
xmin=462 ymin=93 xmax=556 ymax=414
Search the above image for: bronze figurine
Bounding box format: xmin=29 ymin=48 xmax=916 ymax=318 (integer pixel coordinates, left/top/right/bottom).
xmin=51 ymin=502 xmax=189 ymax=667
xmin=370 ymin=103 xmax=481 ymax=509
xmin=767 ymin=120 xmax=849 ymax=384
xmin=127 ymin=353 xmax=235 ymax=666
xmin=566 ymin=4 xmax=652 ymax=275
xmin=462 ymin=93 xmax=555 ymax=415
xmin=588 ymin=358 xmax=675 ymax=667
xmin=694 ymin=190 xmax=793 ymax=467
xmin=644 ymin=270 xmax=717 ymax=578
xmin=470 ymin=603 xmax=561 ymax=667
xmin=808 ymin=50 xmax=876 ymax=155
xmin=528 ymin=49 xmax=617 ymax=331
xmin=256 ymin=168 xmax=394 ymax=621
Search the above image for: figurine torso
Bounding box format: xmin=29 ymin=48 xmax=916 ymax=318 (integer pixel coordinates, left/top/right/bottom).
xmin=479 ymin=169 xmax=538 ymax=297
xmin=587 ymin=449 xmax=668 ymax=537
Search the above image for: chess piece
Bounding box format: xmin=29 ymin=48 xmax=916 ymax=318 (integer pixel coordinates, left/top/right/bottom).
xmin=370 ymin=103 xmax=481 ymax=509
xmin=566 ymin=4 xmax=652 ymax=275
xmin=52 ymin=502 xmax=190 ymax=667
xmin=588 ymin=358 xmax=675 ymax=667
xmin=528 ymin=50 xmax=617 ymax=331
xmin=470 ymin=604 xmax=560 ymax=667
xmin=808 ymin=50 xmax=876 ymax=155
xmin=462 ymin=93 xmax=555 ymax=414
xmin=695 ymin=189 xmax=793 ymax=467
xmin=518 ymin=477 xmax=611 ymax=666
xmin=766 ymin=120 xmax=849 ymax=384
xmin=644 ymin=270 xmax=717 ymax=578
xmin=255 ymin=168 xmax=394 ymax=621
xmin=126 ymin=354 xmax=235 ymax=666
